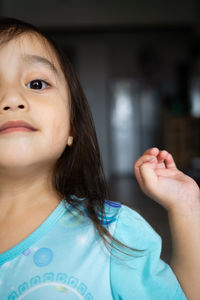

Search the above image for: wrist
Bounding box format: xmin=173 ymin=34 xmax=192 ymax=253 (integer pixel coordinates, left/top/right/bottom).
xmin=167 ymin=194 xmax=200 ymax=219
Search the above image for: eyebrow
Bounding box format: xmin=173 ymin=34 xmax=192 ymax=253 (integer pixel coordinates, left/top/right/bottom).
xmin=23 ymin=54 xmax=59 ymax=76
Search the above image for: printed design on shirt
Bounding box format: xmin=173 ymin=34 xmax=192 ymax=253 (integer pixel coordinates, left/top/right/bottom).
xmin=65 ymin=197 xmax=121 ymax=226
xmin=8 ymin=272 xmax=94 ymax=300
xmin=55 ymin=285 xmax=69 ymax=294
xmin=22 ymin=248 xmax=31 ymax=256
xmin=85 ymin=199 xmax=121 ymax=226
xmin=33 ymin=247 xmax=53 ymax=267
xmin=104 ymin=199 xmax=121 ymax=208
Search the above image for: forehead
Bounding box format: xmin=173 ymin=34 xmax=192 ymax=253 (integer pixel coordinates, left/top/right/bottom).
xmin=15 ymin=33 xmax=60 ymax=66
xmin=0 ymin=32 xmax=63 ymax=76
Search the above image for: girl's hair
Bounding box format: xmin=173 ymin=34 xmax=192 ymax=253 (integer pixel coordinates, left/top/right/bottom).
xmin=0 ymin=17 xmax=144 ymax=260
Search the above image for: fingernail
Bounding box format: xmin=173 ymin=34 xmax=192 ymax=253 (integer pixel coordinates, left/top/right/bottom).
xmin=150 ymin=157 xmax=156 ymax=162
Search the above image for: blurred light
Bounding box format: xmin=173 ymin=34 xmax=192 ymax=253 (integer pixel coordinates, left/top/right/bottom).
xmin=111 ymin=86 xmax=133 ymax=128
xmin=110 ymin=80 xmax=140 ymax=175
xmin=190 ymin=77 xmax=200 ymax=118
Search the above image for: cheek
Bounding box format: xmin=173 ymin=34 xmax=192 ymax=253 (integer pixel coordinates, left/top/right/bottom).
xmin=46 ymin=108 xmax=70 ymax=155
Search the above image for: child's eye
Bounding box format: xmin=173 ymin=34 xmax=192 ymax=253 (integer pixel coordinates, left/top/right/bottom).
xmin=26 ymin=79 xmax=50 ymax=90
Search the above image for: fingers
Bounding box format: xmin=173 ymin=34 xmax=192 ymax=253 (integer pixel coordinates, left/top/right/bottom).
xmin=156 ymin=150 xmax=177 ymax=169
xmin=134 ymin=154 xmax=157 ymax=188
xmin=133 ymin=148 xmax=178 ymax=201
xmin=163 ymin=152 xmax=177 ymax=169
xmin=139 ymin=161 xmax=158 ymax=190
xmin=134 ymin=154 xmax=157 ymax=169
xmin=143 ymin=147 xmax=159 ymax=156
xmin=141 ymin=147 xmax=177 ymax=169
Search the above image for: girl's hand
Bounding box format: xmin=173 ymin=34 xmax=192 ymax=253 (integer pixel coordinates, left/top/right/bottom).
xmin=134 ymin=147 xmax=200 ymax=213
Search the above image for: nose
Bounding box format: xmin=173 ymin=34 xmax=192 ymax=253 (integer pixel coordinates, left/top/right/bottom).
xmin=0 ymin=88 xmax=28 ymax=113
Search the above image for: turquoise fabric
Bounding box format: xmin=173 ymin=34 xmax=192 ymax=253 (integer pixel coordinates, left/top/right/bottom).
xmin=0 ymin=198 xmax=187 ymax=299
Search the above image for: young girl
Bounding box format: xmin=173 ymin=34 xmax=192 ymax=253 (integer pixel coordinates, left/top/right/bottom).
xmin=0 ymin=17 xmax=199 ymax=300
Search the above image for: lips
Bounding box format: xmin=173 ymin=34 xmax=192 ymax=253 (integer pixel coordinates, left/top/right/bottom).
xmin=0 ymin=120 xmax=37 ymax=132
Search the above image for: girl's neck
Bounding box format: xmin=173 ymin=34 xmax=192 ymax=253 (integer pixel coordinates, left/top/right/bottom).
xmin=0 ymin=169 xmax=61 ymax=220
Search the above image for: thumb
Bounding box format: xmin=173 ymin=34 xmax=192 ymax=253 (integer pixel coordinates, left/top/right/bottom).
xmin=139 ymin=161 xmax=158 ymax=193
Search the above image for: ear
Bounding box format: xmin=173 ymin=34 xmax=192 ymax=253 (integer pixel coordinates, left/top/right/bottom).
xmin=67 ymin=136 xmax=73 ymax=146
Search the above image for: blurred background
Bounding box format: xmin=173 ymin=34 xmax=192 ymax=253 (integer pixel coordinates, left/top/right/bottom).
xmin=1 ymin=0 xmax=200 ymax=263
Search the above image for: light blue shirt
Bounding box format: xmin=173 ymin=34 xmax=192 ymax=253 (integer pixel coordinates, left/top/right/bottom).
xmin=0 ymin=197 xmax=187 ymax=299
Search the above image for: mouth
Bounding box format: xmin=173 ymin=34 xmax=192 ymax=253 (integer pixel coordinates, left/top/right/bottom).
xmin=0 ymin=120 xmax=37 ymax=135
xmin=0 ymin=127 xmax=36 ymax=135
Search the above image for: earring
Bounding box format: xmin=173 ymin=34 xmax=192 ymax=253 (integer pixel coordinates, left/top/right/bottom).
xmin=67 ymin=136 xmax=73 ymax=146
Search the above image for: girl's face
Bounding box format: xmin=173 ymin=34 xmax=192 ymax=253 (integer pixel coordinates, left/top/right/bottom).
xmin=0 ymin=33 xmax=72 ymax=173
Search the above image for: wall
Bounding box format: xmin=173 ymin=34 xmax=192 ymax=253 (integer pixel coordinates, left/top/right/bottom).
xmin=0 ymin=0 xmax=197 ymax=27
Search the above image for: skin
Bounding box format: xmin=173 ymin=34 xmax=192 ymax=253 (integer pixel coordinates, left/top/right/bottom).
xmin=0 ymin=33 xmax=73 ymax=251
xmin=134 ymin=147 xmax=200 ymax=212
xmin=134 ymin=147 xmax=200 ymax=300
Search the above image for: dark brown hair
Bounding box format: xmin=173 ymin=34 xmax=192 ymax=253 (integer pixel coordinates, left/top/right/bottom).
xmin=0 ymin=17 xmax=145 ymax=260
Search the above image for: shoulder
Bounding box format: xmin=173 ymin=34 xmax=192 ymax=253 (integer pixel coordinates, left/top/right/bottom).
xmin=104 ymin=200 xmax=187 ymax=299
xmin=70 ymin=196 xmax=161 ymax=251
xmin=101 ymin=199 xmax=161 ymax=252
